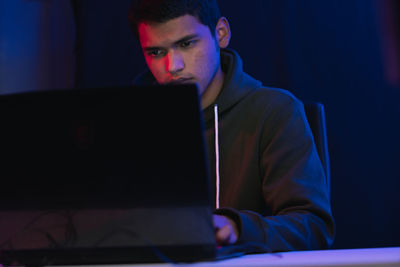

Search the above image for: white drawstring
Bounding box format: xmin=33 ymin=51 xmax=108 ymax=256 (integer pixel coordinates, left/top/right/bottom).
xmin=214 ymin=104 xmax=220 ymax=209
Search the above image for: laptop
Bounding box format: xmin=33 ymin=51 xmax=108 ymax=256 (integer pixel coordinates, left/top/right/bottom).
xmin=0 ymin=84 xmax=221 ymax=265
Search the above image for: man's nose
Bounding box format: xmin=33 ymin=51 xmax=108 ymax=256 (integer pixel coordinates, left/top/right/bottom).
xmin=166 ymin=51 xmax=184 ymax=74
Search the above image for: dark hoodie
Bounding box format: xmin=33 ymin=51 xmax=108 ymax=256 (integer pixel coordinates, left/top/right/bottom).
xmin=135 ymin=49 xmax=335 ymax=252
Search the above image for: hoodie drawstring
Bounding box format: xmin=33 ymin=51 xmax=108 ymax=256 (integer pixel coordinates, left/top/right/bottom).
xmin=214 ymin=104 xmax=220 ymax=209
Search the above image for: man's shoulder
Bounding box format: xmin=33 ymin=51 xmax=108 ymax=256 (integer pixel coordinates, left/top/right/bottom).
xmin=247 ymin=85 xmax=303 ymax=112
xmin=235 ymin=70 xmax=302 ymax=110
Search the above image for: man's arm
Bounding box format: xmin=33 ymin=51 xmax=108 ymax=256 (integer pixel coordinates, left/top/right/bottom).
xmin=215 ymin=92 xmax=335 ymax=251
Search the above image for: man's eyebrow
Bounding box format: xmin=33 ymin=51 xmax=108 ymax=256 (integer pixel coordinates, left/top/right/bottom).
xmin=143 ymin=34 xmax=199 ymax=51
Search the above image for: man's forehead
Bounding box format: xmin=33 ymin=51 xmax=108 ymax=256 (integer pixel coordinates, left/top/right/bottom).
xmin=138 ymin=15 xmax=209 ymax=47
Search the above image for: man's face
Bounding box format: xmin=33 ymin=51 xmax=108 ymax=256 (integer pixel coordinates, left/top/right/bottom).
xmin=138 ymin=15 xmax=221 ymax=96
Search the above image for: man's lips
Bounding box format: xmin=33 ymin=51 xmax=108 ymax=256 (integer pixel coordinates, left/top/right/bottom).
xmin=168 ymin=78 xmax=194 ymax=85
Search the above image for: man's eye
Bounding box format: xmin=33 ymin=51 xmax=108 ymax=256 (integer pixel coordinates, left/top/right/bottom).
xmin=180 ymin=40 xmax=196 ymax=48
xmin=148 ymin=50 xmax=165 ymax=57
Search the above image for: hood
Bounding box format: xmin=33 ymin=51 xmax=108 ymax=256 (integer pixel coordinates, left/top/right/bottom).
xmin=202 ymin=49 xmax=262 ymax=123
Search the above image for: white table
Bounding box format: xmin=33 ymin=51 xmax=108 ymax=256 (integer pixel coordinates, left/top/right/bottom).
xmin=3 ymin=247 xmax=398 ymax=267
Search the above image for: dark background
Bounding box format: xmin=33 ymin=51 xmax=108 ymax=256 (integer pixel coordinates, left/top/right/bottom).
xmin=0 ymin=0 xmax=399 ymax=249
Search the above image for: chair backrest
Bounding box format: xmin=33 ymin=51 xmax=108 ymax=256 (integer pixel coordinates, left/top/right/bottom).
xmin=304 ymin=103 xmax=331 ymax=194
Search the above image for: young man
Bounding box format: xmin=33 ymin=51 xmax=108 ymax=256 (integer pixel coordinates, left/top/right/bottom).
xmin=129 ymin=0 xmax=335 ymax=250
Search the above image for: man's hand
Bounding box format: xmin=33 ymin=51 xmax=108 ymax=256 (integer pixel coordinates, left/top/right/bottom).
xmin=213 ymin=214 xmax=239 ymax=246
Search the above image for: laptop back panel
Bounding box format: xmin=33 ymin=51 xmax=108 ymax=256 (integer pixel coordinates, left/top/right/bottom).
xmin=0 ymin=85 xmax=216 ymax=264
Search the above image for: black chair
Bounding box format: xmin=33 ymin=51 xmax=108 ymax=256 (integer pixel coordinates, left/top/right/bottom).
xmin=304 ymin=103 xmax=331 ymax=194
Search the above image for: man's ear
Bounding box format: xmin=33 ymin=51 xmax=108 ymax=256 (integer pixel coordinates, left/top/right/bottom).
xmin=215 ymin=17 xmax=231 ymax=49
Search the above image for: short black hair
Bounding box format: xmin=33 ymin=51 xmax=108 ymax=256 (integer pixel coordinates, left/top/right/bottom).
xmin=129 ymin=0 xmax=221 ymax=40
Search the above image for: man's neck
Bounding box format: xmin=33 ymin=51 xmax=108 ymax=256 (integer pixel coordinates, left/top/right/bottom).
xmin=201 ymin=67 xmax=224 ymax=109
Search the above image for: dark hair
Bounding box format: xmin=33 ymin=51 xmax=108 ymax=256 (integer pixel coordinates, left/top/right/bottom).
xmin=129 ymin=0 xmax=221 ymax=40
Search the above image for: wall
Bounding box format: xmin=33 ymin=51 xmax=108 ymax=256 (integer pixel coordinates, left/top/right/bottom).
xmin=0 ymin=0 xmax=75 ymax=93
